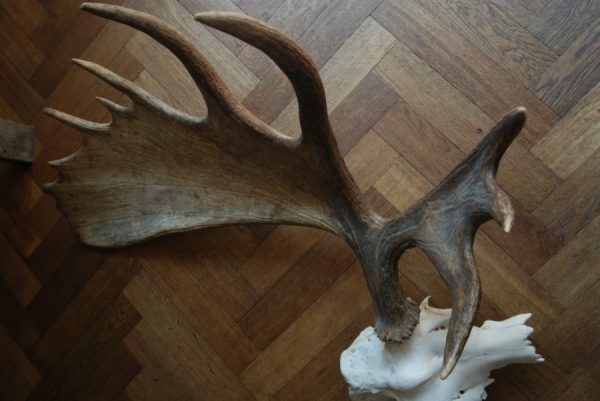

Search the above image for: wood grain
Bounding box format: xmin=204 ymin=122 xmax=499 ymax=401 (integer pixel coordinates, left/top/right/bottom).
xmin=30 ymin=254 xmax=141 ymax=372
xmin=330 ymin=72 xmax=398 ymax=156
xmin=414 ymin=0 xmax=557 ymax=87
xmin=240 ymin=234 xmax=356 ymax=350
xmin=240 ymin=263 xmax=371 ymax=401
xmin=124 ymin=270 xmax=253 ymax=401
xmin=533 ymin=147 xmax=600 ymax=242
xmin=373 ymin=0 xmax=560 ymax=145
xmin=0 ymin=231 xmax=40 ymax=306
xmin=532 ymin=80 xmax=600 ymax=178
xmin=26 ymin=294 xmax=141 ymax=401
xmin=527 ymin=0 xmax=600 ymax=54
xmin=534 ymin=214 xmax=600 ymax=307
xmin=373 ymin=41 xmax=561 ymax=211
xmin=532 ymin=18 xmax=600 ymax=116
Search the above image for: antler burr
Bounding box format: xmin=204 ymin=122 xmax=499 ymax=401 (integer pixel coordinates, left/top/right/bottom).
xmin=44 ymin=3 xmax=526 ymax=379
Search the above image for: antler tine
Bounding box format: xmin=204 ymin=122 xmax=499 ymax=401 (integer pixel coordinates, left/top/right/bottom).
xmin=80 ymin=3 xmax=226 ymax=113
xmin=95 ymin=97 xmax=131 ymax=117
xmin=423 ymin=241 xmax=481 ymax=380
xmin=385 ymin=107 xmax=527 ymax=378
xmin=71 ymin=59 xmax=200 ymax=124
xmin=195 ymin=12 xmax=335 ymax=149
xmin=44 ymin=107 xmax=109 ymax=133
xmin=80 ymin=3 xmax=291 ymax=145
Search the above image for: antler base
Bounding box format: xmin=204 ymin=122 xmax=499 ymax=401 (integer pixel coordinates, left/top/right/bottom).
xmin=341 ymin=299 xmax=543 ymax=401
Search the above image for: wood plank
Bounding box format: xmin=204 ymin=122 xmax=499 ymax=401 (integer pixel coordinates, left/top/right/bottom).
xmin=272 ymin=307 xmax=374 ymax=401
xmin=501 ymin=355 xmax=565 ymax=401
xmin=329 ymin=72 xmax=398 ymax=156
xmin=0 ymin=50 xmax=44 ymax=124
xmin=0 ymin=321 xmax=40 ymax=401
xmin=532 ymin=18 xmax=600 ymax=116
xmin=344 ymin=130 xmax=398 ymax=192
xmin=473 ymin=233 xmax=563 ymax=332
xmin=25 ymin=194 xmax=62 ymax=241
xmin=0 ymin=6 xmax=45 ymax=80
xmin=535 ymin=282 xmax=600 ymax=371
xmin=272 ymin=280 xmax=424 ymax=401
xmin=5 ymin=167 xmax=42 ymax=215
xmin=26 ymin=245 xmax=109 ymax=331
xmin=533 ymin=147 xmax=600 ymax=242
xmin=132 ymin=241 xmax=258 ymax=375
xmin=532 ymin=81 xmax=600 ymax=178
xmin=237 ymin=0 xmax=333 ymax=79
xmin=373 ymin=42 xmax=561 ymax=210
xmin=373 ymin=0 xmax=560 ymax=145
xmin=123 ymin=270 xmax=254 ymax=401
xmin=0 ymin=93 xmax=21 ymax=122
xmin=537 ymin=346 xmax=600 ymax=401
xmin=26 ymin=294 xmax=141 ymax=401
xmin=534 ymin=214 xmax=600 ymax=307
xmin=271 ymin=17 xmax=396 ymax=136
xmin=239 ymin=225 xmax=325 ymax=295
xmin=185 ymin=225 xmax=268 ymax=270
xmin=124 ymin=330 xmax=193 ymax=401
xmin=374 ymin=157 xmax=433 ymax=212
xmin=486 ymin=374 xmax=531 ymax=401
xmin=163 ymin=231 xmax=260 ymax=318
xmin=0 ymin=192 xmax=40 ymax=259
xmin=0 ymin=0 xmax=52 ymax=51
xmin=30 ymin=253 xmax=141 ymax=372
xmin=480 ymin=199 xmax=563 ymax=275
xmin=0 ymin=275 xmax=40 ymax=350
xmin=239 ymin=234 xmax=356 ymax=350
xmin=489 ymin=0 xmax=549 ymax=27
xmin=9 ymin=0 xmax=80 ymax=55
xmin=233 ymin=0 xmax=286 ymax=21
xmin=28 ymin=0 xmax=122 ymax=99
xmin=26 ymin=218 xmax=78 ymax=284
xmin=240 ymin=262 xmax=372 ymax=401
xmin=527 ymin=0 xmax=600 ymax=54
xmin=68 ymin=343 xmax=141 ymax=401
xmin=374 ymin=97 xmax=465 ymax=184
xmin=415 ymin=0 xmax=557 ymax=87
xmin=242 ymin=0 xmax=381 ymax=123
xmin=0 ymin=231 xmax=40 ymax=306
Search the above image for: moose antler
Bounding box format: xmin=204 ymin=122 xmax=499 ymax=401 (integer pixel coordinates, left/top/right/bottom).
xmin=43 ymin=3 xmax=526 ymax=379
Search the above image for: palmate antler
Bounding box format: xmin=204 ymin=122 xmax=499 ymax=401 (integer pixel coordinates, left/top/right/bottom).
xmin=44 ymin=3 xmax=526 ymax=379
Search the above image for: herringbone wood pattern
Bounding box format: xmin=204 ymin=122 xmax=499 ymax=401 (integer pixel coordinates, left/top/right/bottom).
xmin=1 ymin=0 xmax=599 ymax=400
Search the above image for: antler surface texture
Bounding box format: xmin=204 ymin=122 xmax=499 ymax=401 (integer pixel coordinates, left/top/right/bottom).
xmin=44 ymin=3 xmax=527 ymax=379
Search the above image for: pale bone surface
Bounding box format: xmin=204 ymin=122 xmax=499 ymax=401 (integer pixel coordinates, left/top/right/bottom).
xmin=341 ymin=298 xmax=543 ymax=401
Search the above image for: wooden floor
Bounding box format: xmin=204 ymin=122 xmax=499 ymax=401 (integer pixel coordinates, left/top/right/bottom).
xmin=1 ymin=0 xmax=599 ymax=400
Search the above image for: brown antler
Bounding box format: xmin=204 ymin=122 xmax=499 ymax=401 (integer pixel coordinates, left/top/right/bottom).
xmin=44 ymin=3 xmax=526 ymax=379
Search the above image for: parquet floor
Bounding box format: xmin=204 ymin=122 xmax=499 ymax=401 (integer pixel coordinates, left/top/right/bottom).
xmin=1 ymin=1 xmax=599 ymax=400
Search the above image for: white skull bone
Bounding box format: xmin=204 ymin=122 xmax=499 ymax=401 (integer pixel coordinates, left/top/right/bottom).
xmin=340 ymin=298 xmax=543 ymax=401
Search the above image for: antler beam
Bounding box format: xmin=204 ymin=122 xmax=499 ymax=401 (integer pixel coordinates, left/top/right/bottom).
xmin=44 ymin=3 xmax=526 ymax=379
